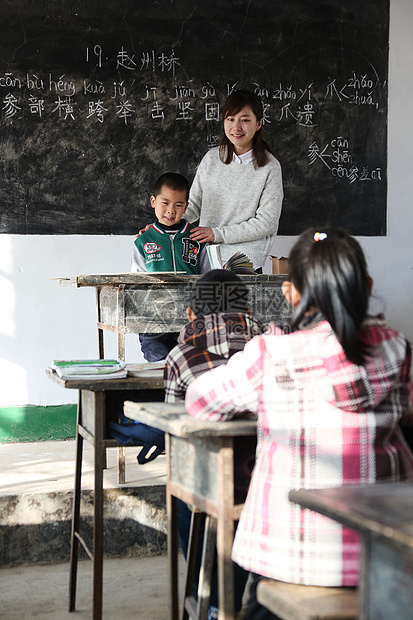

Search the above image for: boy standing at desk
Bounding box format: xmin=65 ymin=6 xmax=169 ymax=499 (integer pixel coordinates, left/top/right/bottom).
xmin=131 ymin=172 xmax=211 ymax=362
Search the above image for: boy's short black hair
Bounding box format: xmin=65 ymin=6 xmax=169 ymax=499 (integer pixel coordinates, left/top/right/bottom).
xmin=153 ymin=172 xmax=190 ymax=202
xmin=190 ymin=269 xmax=250 ymax=316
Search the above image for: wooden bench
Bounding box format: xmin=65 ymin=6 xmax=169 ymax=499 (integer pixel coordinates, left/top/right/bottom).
xmin=257 ymin=578 xmax=358 ymax=620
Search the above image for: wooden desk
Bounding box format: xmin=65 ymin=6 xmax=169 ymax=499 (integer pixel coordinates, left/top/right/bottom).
xmin=46 ymin=368 xmax=164 ymax=620
xmin=289 ymin=482 xmax=413 ymax=620
xmin=57 ymin=273 xmax=291 ymax=359
xmin=124 ymin=401 xmax=257 ymax=620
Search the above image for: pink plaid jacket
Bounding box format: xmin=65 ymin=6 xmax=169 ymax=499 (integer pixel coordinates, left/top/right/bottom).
xmin=185 ymin=315 xmax=413 ymax=586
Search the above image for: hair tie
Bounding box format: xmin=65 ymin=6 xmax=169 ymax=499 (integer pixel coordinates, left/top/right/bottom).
xmin=314 ymin=232 xmax=327 ymax=242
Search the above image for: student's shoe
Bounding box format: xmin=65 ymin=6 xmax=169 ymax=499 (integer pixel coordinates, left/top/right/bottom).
xmin=137 ymin=444 xmax=164 ymax=464
xmin=207 ymin=605 xmax=245 ymax=619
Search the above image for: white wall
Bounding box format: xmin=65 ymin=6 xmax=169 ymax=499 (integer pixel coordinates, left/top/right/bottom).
xmin=1 ymin=0 xmax=412 ymax=407
xmin=0 ymin=234 xmax=145 ymax=406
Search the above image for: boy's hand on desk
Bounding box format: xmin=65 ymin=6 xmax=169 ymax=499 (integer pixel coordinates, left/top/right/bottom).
xmin=136 ymin=223 xmax=151 ymax=237
xmin=189 ymin=226 xmax=215 ymax=243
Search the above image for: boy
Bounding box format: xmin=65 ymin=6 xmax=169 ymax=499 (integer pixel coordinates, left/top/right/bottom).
xmin=107 ymin=173 xmax=210 ymax=464
xmin=132 ymin=172 xmax=211 ymax=362
xmin=164 ymin=269 xmax=265 ymax=619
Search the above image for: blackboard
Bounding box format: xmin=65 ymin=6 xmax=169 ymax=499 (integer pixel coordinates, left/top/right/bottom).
xmin=0 ymin=0 xmax=389 ymax=235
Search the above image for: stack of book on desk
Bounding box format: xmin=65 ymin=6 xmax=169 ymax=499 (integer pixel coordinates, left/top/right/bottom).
xmin=126 ymin=361 xmax=165 ymax=377
xmin=51 ymin=359 xmax=127 ymax=380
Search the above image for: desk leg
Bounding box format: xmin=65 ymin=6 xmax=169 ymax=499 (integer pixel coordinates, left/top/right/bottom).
xmin=116 ymin=285 xmax=126 ymax=361
xmin=358 ymin=537 xmax=370 ymax=620
xmin=217 ymin=439 xmax=235 ymax=620
xmin=69 ymin=397 xmax=83 ymax=612
xmin=197 ymin=515 xmax=217 ymax=619
xmin=117 ymin=446 xmax=126 ymax=485
xmin=359 ymin=534 xmax=413 ymax=620
xmin=93 ymin=391 xmax=105 ymax=620
xmin=167 ymin=434 xmax=180 ymax=620
xmin=182 ymin=510 xmax=202 ymax=620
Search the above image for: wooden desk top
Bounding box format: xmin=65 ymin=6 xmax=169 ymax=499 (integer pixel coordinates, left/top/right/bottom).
xmin=55 ymin=272 xmax=286 ymax=288
xmin=124 ymin=401 xmax=257 ymax=438
xmin=289 ymin=482 xmax=413 ymax=555
xmin=46 ymin=367 xmax=164 ymax=391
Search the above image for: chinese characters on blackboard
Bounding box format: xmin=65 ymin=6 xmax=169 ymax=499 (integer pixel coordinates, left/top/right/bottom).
xmin=1 ymin=45 xmax=386 ymax=187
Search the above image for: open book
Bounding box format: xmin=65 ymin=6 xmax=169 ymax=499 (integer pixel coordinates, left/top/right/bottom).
xmin=51 ymin=359 xmax=127 ymax=380
xmin=206 ymin=246 xmax=256 ymax=274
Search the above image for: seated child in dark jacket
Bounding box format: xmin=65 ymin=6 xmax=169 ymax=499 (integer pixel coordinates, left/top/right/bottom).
xmin=164 ymin=269 xmax=264 ymax=402
xmin=131 ymin=172 xmax=210 ymax=363
xmin=164 ymin=269 xmax=265 ymax=618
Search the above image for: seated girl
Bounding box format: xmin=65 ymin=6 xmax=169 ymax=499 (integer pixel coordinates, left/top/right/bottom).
xmin=186 ymin=227 xmax=413 ymax=619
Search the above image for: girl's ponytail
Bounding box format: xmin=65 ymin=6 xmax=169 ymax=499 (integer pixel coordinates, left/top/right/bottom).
xmin=289 ymin=228 xmax=370 ymax=365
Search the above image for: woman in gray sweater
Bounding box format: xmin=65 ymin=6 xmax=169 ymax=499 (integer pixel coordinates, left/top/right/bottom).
xmin=187 ymin=89 xmax=284 ymax=271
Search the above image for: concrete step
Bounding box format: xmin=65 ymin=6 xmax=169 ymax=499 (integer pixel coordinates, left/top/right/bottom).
xmin=0 ymin=441 xmax=168 ymax=567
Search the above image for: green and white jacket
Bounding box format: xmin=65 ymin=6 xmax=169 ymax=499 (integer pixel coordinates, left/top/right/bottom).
xmin=131 ymin=219 xmax=210 ymax=274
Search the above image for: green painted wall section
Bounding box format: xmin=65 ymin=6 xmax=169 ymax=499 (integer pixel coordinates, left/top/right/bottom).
xmin=0 ymin=405 xmax=76 ymax=443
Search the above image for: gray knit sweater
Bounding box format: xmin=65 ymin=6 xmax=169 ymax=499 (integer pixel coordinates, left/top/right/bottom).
xmin=186 ymin=147 xmax=283 ymax=268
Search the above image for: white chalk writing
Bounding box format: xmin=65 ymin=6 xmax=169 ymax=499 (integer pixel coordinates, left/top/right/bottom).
xmin=325 ymin=72 xmax=382 ymax=109
xmin=3 ymin=93 xmax=20 ymax=118
xmin=52 ymin=96 xmax=76 ymax=120
xmin=116 ymin=100 xmax=134 ymax=124
xmin=87 ymin=100 xmax=108 ymax=123
xmin=86 ymin=46 xmax=103 ymax=69
xmin=308 ymin=138 xmax=382 ymax=184
xmin=139 ymin=50 xmax=181 ymax=77
xmin=27 ymin=74 xmax=45 ymax=91
xmin=0 ymin=48 xmax=387 ymax=195
xmin=169 ymin=84 xmax=196 ymax=100
xmin=49 ymin=74 xmax=76 ymax=96
xmin=116 ymin=48 xmax=136 ymax=71
xmin=29 ymin=94 xmax=45 ymax=118
xmin=176 ymin=100 xmax=194 ymax=121
xmin=0 ymin=73 xmax=22 ymax=89
xmin=84 ymin=80 xmax=105 ymax=95
xmin=205 ymin=102 xmax=219 ymax=121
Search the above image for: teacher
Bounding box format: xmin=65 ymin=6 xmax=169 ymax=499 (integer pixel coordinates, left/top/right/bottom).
xmin=187 ymin=89 xmax=284 ymax=272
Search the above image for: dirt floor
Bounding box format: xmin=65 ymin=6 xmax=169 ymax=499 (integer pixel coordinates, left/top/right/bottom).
xmin=0 ymin=554 xmax=186 ymax=619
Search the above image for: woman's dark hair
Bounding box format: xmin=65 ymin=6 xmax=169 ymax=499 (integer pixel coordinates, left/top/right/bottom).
xmin=288 ymin=227 xmax=370 ymax=365
xmin=219 ymin=89 xmax=273 ymax=168
xmin=190 ymin=269 xmax=250 ymax=316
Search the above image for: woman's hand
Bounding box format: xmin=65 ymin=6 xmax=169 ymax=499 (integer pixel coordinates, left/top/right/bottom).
xmin=189 ymin=226 xmax=215 ymax=243
xmin=136 ymin=223 xmax=151 ymax=236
